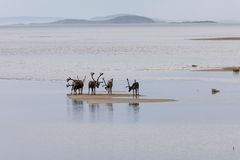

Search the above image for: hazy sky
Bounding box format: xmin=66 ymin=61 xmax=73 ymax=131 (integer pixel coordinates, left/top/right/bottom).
xmin=0 ymin=0 xmax=240 ymax=21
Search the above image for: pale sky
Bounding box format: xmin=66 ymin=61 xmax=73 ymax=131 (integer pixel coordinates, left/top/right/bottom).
xmin=0 ymin=0 xmax=240 ymax=21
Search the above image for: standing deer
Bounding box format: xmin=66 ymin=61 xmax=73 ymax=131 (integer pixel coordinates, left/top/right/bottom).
xmin=102 ymin=78 xmax=113 ymax=94
xmin=126 ymin=78 xmax=139 ymax=96
xmin=88 ymin=72 xmax=104 ymax=95
xmin=66 ymin=76 xmax=86 ymax=95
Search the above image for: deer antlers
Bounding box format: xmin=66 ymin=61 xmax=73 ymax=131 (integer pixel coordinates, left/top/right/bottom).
xmin=97 ymin=73 xmax=104 ymax=82
xmin=90 ymin=72 xmax=95 ymax=81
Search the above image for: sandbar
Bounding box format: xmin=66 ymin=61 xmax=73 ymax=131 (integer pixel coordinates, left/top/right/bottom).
xmin=67 ymin=92 xmax=176 ymax=104
xmin=191 ymin=37 xmax=240 ymax=40
xmin=193 ymin=67 xmax=240 ymax=72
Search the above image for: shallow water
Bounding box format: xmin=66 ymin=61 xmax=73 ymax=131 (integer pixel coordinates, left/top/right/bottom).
xmin=1 ymin=24 xmax=240 ymax=159
xmin=0 ymin=24 xmax=240 ymax=81
xmin=0 ymin=77 xmax=240 ymax=160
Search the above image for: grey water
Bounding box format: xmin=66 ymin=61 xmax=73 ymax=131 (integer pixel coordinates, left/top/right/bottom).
xmin=0 ymin=77 xmax=240 ymax=160
xmin=1 ymin=24 xmax=240 ymax=160
xmin=0 ymin=24 xmax=240 ymax=81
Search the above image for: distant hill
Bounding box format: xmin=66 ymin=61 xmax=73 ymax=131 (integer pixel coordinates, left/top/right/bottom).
xmin=104 ymin=15 xmax=155 ymax=23
xmin=50 ymin=19 xmax=93 ymax=24
xmin=91 ymin=14 xmax=132 ymax=21
xmin=0 ymin=16 xmax=62 ymax=25
xmin=1 ymin=15 xmax=224 ymax=26
xmin=50 ymin=15 xmax=155 ymax=25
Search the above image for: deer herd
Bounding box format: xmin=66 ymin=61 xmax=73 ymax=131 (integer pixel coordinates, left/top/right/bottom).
xmin=66 ymin=72 xmax=139 ymax=96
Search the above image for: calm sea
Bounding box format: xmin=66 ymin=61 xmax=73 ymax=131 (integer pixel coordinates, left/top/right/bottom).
xmin=0 ymin=24 xmax=240 ymax=81
xmin=0 ymin=24 xmax=240 ymax=160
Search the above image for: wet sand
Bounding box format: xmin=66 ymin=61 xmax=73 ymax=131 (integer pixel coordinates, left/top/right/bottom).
xmin=191 ymin=37 xmax=240 ymax=40
xmin=193 ymin=67 xmax=240 ymax=72
xmin=67 ymin=93 xmax=176 ymax=104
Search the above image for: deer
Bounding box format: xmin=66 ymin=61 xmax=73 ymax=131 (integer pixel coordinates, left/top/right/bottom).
xmin=88 ymin=72 xmax=104 ymax=95
xmin=126 ymin=78 xmax=139 ymax=96
xmin=66 ymin=76 xmax=86 ymax=95
xmin=102 ymin=78 xmax=113 ymax=94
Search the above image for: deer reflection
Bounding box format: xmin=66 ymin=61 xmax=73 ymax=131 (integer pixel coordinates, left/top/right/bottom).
xmin=72 ymin=99 xmax=84 ymax=106
xmin=89 ymin=103 xmax=100 ymax=113
xmin=127 ymin=103 xmax=140 ymax=122
xmin=67 ymin=99 xmax=84 ymax=121
xmin=106 ymin=103 xmax=113 ymax=112
xmin=129 ymin=103 xmax=140 ymax=111
xmin=233 ymin=71 xmax=240 ymax=76
xmin=88 ymin=103 xmax=114 ymax=122
xmin=67 ymin=98 xmax=115 ymax=122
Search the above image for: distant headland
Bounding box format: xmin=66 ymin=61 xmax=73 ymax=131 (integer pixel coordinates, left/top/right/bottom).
xmin=0 ymin=14 xmax=225 ymax=26
xmin=49 ymin=15 xmax=155 ymax=25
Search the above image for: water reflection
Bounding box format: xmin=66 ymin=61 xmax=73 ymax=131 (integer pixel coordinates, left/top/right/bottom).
xmin=88 ymin=103 xmax=114 ymax=122
xmin=129 ymin=103 xmax=140 ymax=107
xmin=67 ymin=99 xmax=84 ymax=121
xmin=88 ymin=103 xmax=100 ymax=113
xmin=106 ymin=103 xmax=113 ymax=111
xmin=127 ymin=103 xmax=140 ymax=122
xmin=67 ymin=99 xmax=141 ymax=123
xmin=233 ymin=71 xmax=239 ymax=76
